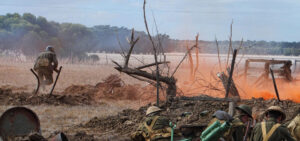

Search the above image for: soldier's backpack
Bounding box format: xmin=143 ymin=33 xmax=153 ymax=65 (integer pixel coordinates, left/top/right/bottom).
xmin=34 ymin=57 xmax=50 ymax=71
xmin=132 ymin=116 xmax=171 ymax=141
xmin=37 ymin=58 xmax=50 ymax=67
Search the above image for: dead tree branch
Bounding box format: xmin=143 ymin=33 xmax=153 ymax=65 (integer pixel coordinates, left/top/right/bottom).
xmin=186 ymin=42 xmax=194 ymax=80
xmin=144 ymin=0 xmax=161 ymax=105
xmin=171 ymin=44 xmax=198 ymax=77
xmin=226 ymin=20 xmax=234 ymax=69
xmin=215 ymin=36 xmax=222 ymax=71
xmin=136 ymin=61 xmax=170 ymax=70
xmin=124 ymin=29 xmax=139 ymax=68
xmin=193 ymin=34 xmax=200 ymax=78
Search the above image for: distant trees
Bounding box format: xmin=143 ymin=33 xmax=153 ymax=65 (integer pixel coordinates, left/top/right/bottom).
xmin=0 ymin=12 xmax=300 ymax=57
xmin=0 ymin=13 xmax=175 ymax=58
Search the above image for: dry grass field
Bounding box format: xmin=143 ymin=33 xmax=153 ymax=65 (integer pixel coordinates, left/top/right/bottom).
xmin=0 ymin=101 xmax=140 ymax=138
xmin=0 ymin=57 xmax=147 ymax=138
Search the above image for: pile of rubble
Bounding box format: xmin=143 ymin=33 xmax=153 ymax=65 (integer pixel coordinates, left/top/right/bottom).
xmin=62 ymin=74 xmax=157 ymax=101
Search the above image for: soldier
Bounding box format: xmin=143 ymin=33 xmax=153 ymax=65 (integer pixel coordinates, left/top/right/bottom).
xmin=131 ymin=106 xmax=171 ymax=141
xmin=33 ymin=46 xmax=58 ymax=88
xmin=231 ymin=104 xmax=253 ymax=141
xmin=250 ymin=106 xmax=295 ymax=141
xmin=287 ymin=108 xmax=300 ymax=140
xmin=280 ymin=60 xmax=293 ymax=81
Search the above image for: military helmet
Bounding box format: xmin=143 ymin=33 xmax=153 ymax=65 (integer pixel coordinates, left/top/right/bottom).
xmin=265 ymin=106 xmax=286 ymax=120
xmin=146 ymin=106 xmax=162 ymax=116
xmin=212 ymin=110 xmax=234 ymax=121
xmin=46 ymin=45 xmax=55 ymax=52
xmin=236 ymin=104 xmax=252 ymax=118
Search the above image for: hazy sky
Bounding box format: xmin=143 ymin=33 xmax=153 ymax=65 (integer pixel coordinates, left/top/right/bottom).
xmin=0 ymin=0 xmax=299 ymax=41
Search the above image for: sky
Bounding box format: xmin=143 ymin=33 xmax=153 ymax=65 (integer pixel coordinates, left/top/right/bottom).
xmin=0 ymin=0 xmax=299 ymax=41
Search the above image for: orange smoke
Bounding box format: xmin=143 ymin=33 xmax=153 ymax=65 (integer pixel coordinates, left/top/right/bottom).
xmin=175 ymin=56 xmax=300 ymax=103
xmin=251 ymin=91 xmax=275 ymax=100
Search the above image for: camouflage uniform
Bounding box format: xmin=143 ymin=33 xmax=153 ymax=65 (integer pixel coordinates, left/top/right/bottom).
xmin=250 ymin=117 xmax=295 ymax=141
xmin=131 ymin=116 xmax=171 ymax=141
xmin=34 ymin=51 xmax=58 ymax=85
xmin=131 ymin=106 xmax=171 ymax=141
xmin=230 ymin=104 xmax=253 ymax=141
xmin=231 ymin=117 xmax=247 ymax=141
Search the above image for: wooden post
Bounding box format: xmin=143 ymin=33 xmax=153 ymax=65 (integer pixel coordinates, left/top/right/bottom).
xmin=225 ymin=49 xmax=238 ymax=98
xmin=228 ymin=101 xmax=236 ymax=116
xmin=270 ymin=68 xmax=281 ymax=102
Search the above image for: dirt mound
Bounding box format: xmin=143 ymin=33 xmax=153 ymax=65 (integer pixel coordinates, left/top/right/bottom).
xmin=97 ymin=74 xmax=123 ymax=88
xmin=63 ymin=85 xmax=97 ymax=96
xmin=62 ymin=74 xmax=157 ymax=101
xmin=67 ymin=131 xmax=97 ymax=141
xmin=0 ymin=87 xmax=97 ymax=105
xmin=77 ymin=96 xmax=300 ymax=138
xmin=0 ymin=74 xmax=157 ymax=105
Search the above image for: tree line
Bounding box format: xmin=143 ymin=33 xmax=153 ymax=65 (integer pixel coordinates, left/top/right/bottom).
xmin=0 ymin=13 xmax=300 ymax=59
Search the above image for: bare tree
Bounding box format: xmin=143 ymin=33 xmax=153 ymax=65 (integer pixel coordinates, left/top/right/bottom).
xmin=112 ymin=28 xmax=177 ymax=104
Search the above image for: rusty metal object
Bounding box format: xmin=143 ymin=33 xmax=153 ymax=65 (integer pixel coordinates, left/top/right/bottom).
xmin=30 ymin=69 xmax=40 ymax=94
xmin=49 ymin=66 xmax=62 ymax=95
xmin=49 ymin=132 xmax=68 ymax=141
xmin=0 ymin=107 xmax=40 ymax=138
